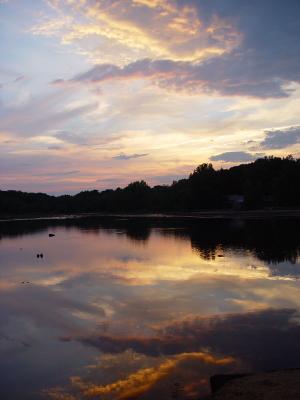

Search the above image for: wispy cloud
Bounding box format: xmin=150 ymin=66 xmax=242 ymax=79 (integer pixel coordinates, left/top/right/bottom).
xmin=0 ymin=89 xmax=98 ymax=137
xmin=33 ymin=170 xmax=80 ymax=177
xmin=112 ymin=152 xmax=148 ymax=160
xmin=30 ymin=0 xmax=238 ymax=63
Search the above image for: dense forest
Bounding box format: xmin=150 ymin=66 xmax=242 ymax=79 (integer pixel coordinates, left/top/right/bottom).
xmin=1 ymin=156 xmax=300 ymax=215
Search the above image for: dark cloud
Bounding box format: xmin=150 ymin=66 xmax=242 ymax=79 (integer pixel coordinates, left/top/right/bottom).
xmin=47 ymin=145 xmax=63 ymax=150
xmin=187 ymin=0 xmax=300 ymax=97
xmin=77 ymin=308 xmax=300 ymax=371
xmin=112 ymin=152 xmax=148 ymax=160
xmin=68 ymin=55 xmax=291 ymax=98
xmin=210 ymin=151 xmax=263 ymax=162
xmin=260 ymin=126 xmax=300 ymax=149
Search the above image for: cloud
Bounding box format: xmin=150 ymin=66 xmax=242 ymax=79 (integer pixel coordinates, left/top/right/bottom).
xmin=62 ymin=59 xmax=181 ymax=85
xmin=54 ymin=130 xmax=89 ymax=145
xmin=210 ymin=151 xmax=263 ymax=162
xmin=260 ymin=126 xmax=300 ymax=149
xmin=112 ymin=152 xmax=148 ymax=160
xmin=0 ymin=284 xmax=105 ymax=334
xmin=0 ymin=150 xmax=102 ymax=194
xmin=191 ymin=0 xmax=300 ymax=97
xmin=0 ymin=89 xmax=98 ymax=137
xmin=76 ymin=308 xmax=300 ymax=370
xmin=42 ymin=0 xmax=300 ymax=98
xmin=50 ymin=308 xmax=300 ymax=398
xmin=32 ymin=0 xmax=238 ymax=63
xmin=63 ymin=51 xmax=294 ymax=98
xmin=69 ymin=352 xmax=233 ymax=399
xmin=33 ymin=170 xmax=80 ymax=177
xmin=47 ymin=145 xmax=64 ymax=150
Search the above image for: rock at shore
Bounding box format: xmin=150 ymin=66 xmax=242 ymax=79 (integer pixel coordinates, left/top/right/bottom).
xmin=211 ymin=369 xmax=300 ymax=399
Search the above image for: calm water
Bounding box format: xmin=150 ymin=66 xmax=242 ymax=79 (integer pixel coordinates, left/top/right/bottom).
xmin=1 ymin=216 xmax=300 ymax=399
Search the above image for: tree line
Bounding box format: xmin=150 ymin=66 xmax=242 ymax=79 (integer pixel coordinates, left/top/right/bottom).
xmin=1 ymin=156 xmax=300 ymax=215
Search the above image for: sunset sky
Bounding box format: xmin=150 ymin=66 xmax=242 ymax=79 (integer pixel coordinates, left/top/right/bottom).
xmin=1 ymin=0 xmax=300 ymax=194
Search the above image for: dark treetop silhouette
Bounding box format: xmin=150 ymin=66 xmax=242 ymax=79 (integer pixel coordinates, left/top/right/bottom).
xmin=1 ymin=156 xmax=300 ymax=215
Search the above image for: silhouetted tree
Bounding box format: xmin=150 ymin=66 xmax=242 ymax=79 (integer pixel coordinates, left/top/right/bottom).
xmin=1 ymin=156 xmax=299 ymax=214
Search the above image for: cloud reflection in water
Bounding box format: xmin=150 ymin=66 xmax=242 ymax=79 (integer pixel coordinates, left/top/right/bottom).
xmin=0 ymin=216 xmax=300 ymax=399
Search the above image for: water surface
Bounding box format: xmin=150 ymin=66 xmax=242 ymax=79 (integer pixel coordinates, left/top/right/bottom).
xmin=1 ymin=216 xmax=300 ymax=399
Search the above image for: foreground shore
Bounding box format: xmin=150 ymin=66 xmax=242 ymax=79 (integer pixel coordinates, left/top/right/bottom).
xmin=210 ymin=370 xmax=300 ymax=399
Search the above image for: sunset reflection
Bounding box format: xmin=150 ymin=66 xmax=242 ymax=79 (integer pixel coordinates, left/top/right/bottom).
xmin=0 ymin=217 xmax=300 ymax=399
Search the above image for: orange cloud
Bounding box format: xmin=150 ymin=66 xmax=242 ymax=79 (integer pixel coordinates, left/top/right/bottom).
xmin=30 ymin=0 xmax=240 ymax=63
xmin=132 ymin=0 xmax=163 ymax=9
xmin=70 ymin=352 xmax=234 ymax=399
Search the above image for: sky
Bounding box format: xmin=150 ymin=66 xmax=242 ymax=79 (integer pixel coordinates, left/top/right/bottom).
xmin=0 ymin=0 xmax=300 ymax=194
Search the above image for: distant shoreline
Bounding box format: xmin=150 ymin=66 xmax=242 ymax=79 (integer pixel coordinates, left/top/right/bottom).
xmin=1 ymin=209 xmax=300 ymax=222
xmin=1 ymin=158 xmax=300 ymax=216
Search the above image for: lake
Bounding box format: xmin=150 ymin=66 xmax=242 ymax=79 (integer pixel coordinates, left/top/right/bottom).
xmin=1 ymin=215 xmax=300 ymax=399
